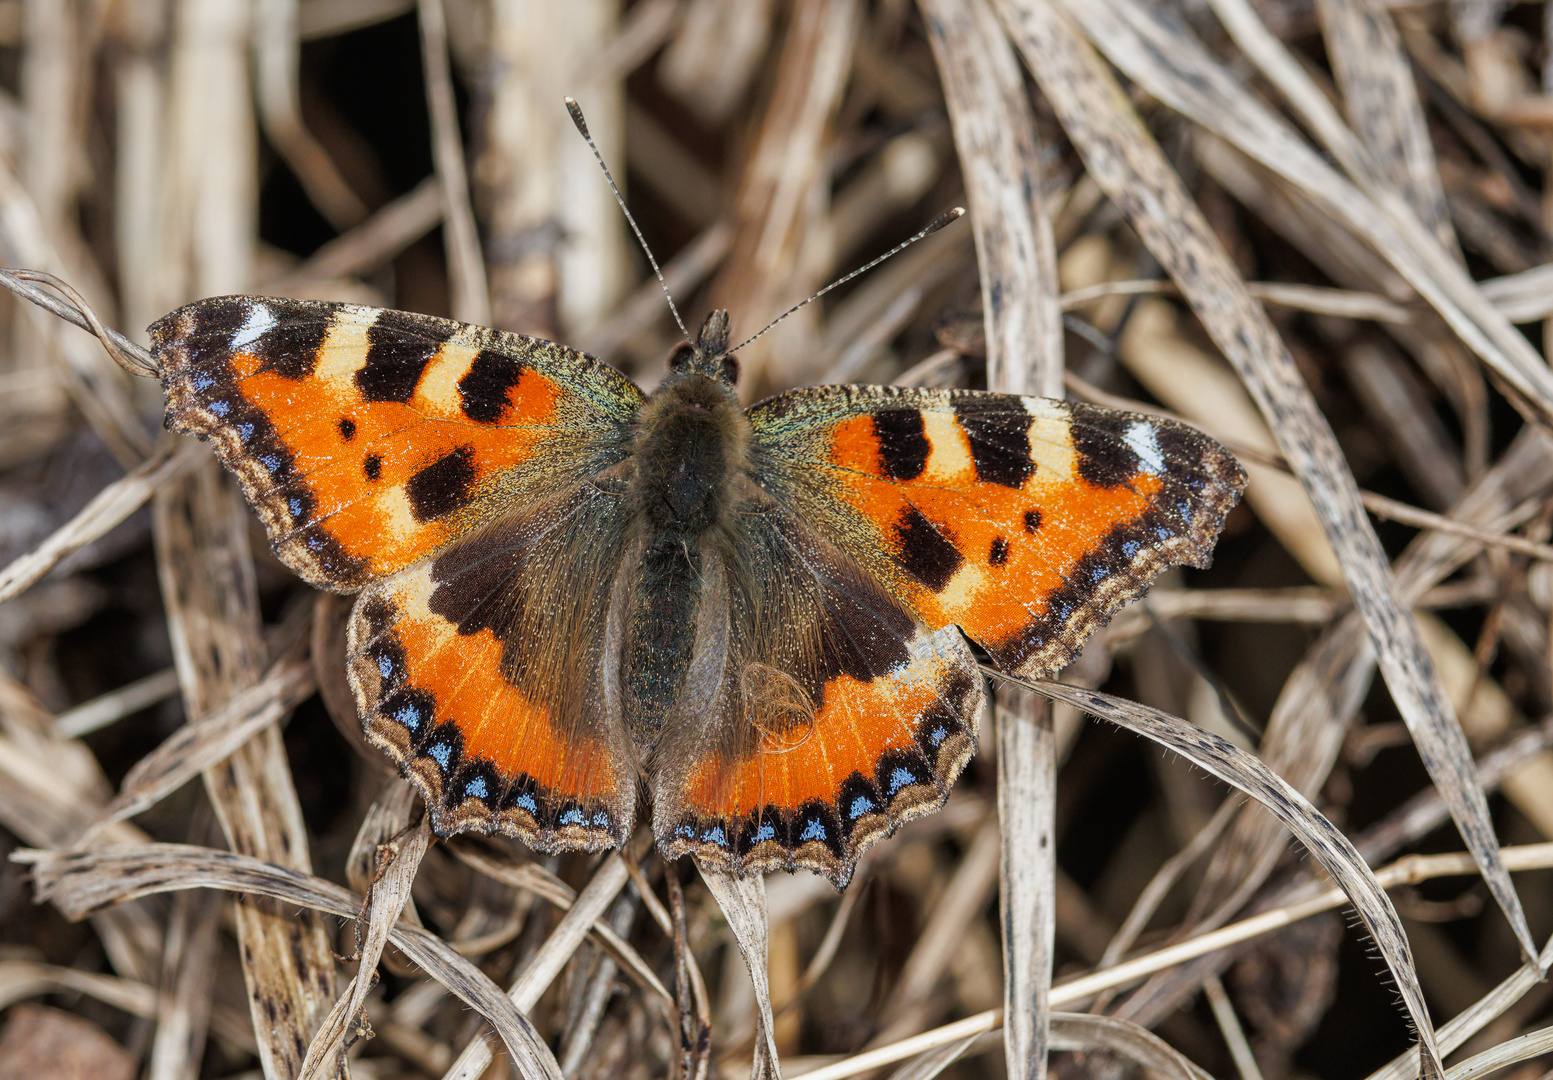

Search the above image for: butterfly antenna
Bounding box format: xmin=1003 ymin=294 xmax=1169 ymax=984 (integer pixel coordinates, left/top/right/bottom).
xmin=728 ymin=207 xmax=964 ymax=355
xmin=566 ymin=97 xmax=692 ymax=345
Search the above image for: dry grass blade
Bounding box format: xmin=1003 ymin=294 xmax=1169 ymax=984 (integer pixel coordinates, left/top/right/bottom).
xmin=1048 ymin=1013 xmax=1215 ymax=1080
xmin=1204 ymin=973 xmax=1267 ymax=1080
xmin=0 ymin=961 xmax=156 ymax=1018
xmin=789 ymin=1014 xmax=1003 ymax=1080
xmin=697 ymin=862 xmax=781 ymax=1080
xmin=1052 ymin=842 xmax=1553 ymax=1009
xmin=1313 ymin=0 xmax=1457 ymax=253
xmin=1441 ymin=1025 xmax=1553 ymax=1080
xmin=438 ymin=854 xmax=630 ymax=1080
xmin=449 ymin=844 xmax=673 ymax=1007
xmin=1359 ymin=492 xmax=1553 ymax=563
xmin=919 ymin=0 xmax=1061 ymax=397
xmin=788 ymin=840 xmax=1553 ymax=1080
xmin=1074 ymin=0 xmax=1553 ymax=416
xmin=79 ymin=649 xmax=315 ymax=844
xmin=1366 ymin=932 xmax=1553 ymax=1080
xmin=1179 ymin=428 xmax=1553 ymax=951
xmin=711 ymin=0 xmax=859 ymax=388
xmin=0 ymin=194 xmax=151 ymax=466
xmin=1061 ymin=278 xmax=1415 ymax=323
xmin=581 ymin=221 xmax=735 ymax=360
xmin=0 ymin=270 xmax=157 ymax=377
xmin=416 ymin=0 xmax=488 ymax=325
xmin=298 ymin=816 xmax=430 ymax=1080
xmin=1086 ymin=717 xmax=1553 ymax=1049
xmin=920 ymin=6 xmax=1063 ymax=1077
xmin=669 ymin=868 xmax=712 ymax=1080
xmin=1020 ymin=676 xmax=1444 ymax=1079
xmin=267 ymin=176 xmax=443 ymax=290
xmin=146 ymin=884 xmax=222 ymax=1080
xmin=253 ymin=0 xmax=368 ymax=231
xmin=883 ymin=1032 xmax=987 ymax=1080
xmin=153 ymin=462 xmax=339 ymax=1080
xmin=0 ymin=439 xmax=201 ymax=606
xmin=54 ymin=668 xmax=184 ymax=741
xmin=877 ymin=816 xmax=1001 ymax=1040
xmin=21 ymin=842 xmax=566 ymax=1080
xmin=509 ymin=854 xmax=631 ymax=1013
xmin=1479 ymin=263 xmax=1553 ymax=322
xmin=996 ymin=0 xmax=1537 ymax=970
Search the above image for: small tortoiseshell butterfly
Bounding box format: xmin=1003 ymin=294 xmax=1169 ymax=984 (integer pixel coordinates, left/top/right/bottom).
xmin=152 ymin=290 xmax=1244 ymax=886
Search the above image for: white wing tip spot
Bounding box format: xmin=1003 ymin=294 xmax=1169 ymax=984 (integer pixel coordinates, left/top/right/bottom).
xmin=1124 ymin=420 xmax=1166 ymax=475
xmin=230 ymin=302 xmax=275 ymax=352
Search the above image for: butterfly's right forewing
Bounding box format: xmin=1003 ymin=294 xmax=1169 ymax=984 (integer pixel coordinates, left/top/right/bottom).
xmin=154 ymin=296 xmax=644 ymax=591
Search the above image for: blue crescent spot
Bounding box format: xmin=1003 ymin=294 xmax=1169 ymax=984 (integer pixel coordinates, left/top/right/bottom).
xmin=191 ymin=371 xmax=217 ymax=392
xmin=377 ymin=653 xmax=396 ymax=679
xmin=464 ymin=777 xmax=488 ymax=799
xmin=592 ymin=811 xmax=611 ymax=827
xmin=848 ymin=795 xmax=876 ymax=820
xmin=427 ymin=742 xmax=451 ymax=768
xmin=1121 ymin=539 xmax=1140 ymax=557
xmin=676 ymin=823 xmax=695 ymax=839
xmin=799 ymin=818 xmax=827 ymax=842
xmin=236 ymin=422 xmax=255 ymax=443
xmin=702 ymin=824 xmax=728 ymax=846
xmin=927 ymin=724 xmax=947 ymax=746
xmin=887 ymin=767 xmax=915 ymax=793
xmin=755 ymin=822 xmax=776 ymax=842
xmin=259 ymin=454 xmax=283 ymax=473
xmin=207 ymin=398 xmax=230 ymax=417
xmin=288 ymin=497 xmax=305 ymax=517
xmin=514 ymin=792 xmax=538 ymax=813
xmin=392 ymin=703 xmax=421 ymax=730
xmin=559 ymin=807 xmax=584 ymax=826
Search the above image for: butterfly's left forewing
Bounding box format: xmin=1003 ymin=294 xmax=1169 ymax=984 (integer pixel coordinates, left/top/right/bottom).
xmin=749 ymin=387 xmax=1246 ymax=678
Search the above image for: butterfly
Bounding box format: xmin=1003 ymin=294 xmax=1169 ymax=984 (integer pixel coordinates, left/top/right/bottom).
xmin=152 ymin=295 xmax=1245 ymax=887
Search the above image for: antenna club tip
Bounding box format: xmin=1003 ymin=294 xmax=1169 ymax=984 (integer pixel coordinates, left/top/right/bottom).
xmin=565 ymin=97 xmax=589 ymax=136
xmin=927 ymin=207 xmax=966 ymax=234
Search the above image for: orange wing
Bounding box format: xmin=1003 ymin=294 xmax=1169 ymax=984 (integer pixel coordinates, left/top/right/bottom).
xmin=348 ymin=483 xmax=638 ymax=850
xmin=649 ymin=502 xmax=984 ymax=888
xmin=154 ymin=296 xmax=643 ymax=591
xmin=749 ymin=388 xmax=1245 ymax=677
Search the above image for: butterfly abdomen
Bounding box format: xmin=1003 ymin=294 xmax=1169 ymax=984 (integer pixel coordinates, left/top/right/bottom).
xmin=623 ymin=372 xmax=752 ymax=743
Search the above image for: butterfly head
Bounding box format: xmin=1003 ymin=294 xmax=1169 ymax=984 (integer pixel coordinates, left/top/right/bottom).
xmin=666 ymin=310 xmax=739 ymax=388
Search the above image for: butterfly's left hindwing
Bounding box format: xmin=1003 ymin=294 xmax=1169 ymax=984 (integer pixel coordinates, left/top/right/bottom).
xmin=154 ymin=296 xmax=643 ymax=591
xmin=749 ymin=387 xmax=1246 ymax=678
xmin=348 ymin=482 xmax=639 ymax=851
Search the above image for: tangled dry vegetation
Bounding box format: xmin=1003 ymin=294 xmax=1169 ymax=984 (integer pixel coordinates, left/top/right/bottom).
xmin=2 ymin=1 xmax=1553 ymax=1079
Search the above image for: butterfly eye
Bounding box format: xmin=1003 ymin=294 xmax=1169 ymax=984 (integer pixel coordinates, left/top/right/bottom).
xmin=667 ymin=343 xmax=696 ymax=371
xmin=721 ymin=354 xmax=739 ymax=385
